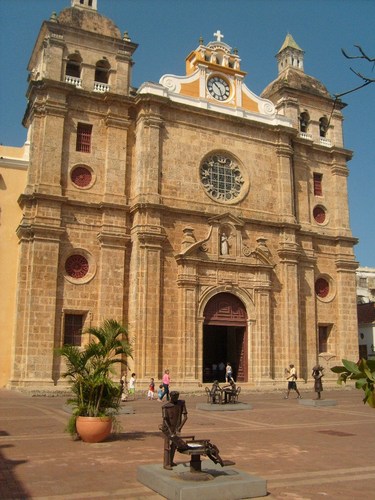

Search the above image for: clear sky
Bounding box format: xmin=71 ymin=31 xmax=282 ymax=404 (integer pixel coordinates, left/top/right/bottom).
xmin=0 ymin=0 xmax=374 ymax=267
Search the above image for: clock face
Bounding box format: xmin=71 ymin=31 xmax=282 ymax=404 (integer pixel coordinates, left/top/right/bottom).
xmin=207 ymin=76 xmax=230 ymax=101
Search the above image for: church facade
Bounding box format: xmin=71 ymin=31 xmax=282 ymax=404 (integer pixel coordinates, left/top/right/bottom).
xmin=3 ymin=0 xmax=359 ymax=391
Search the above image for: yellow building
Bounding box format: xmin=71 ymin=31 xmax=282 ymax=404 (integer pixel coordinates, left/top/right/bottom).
xmin=2 ymin=0 xmax=358 ymax=392
xmin=0 ymin=144 xmax=29 ymax=386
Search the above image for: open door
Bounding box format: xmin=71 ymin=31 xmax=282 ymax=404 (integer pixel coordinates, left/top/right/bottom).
xmin=203 ymin=293 xmax=248 ymax=382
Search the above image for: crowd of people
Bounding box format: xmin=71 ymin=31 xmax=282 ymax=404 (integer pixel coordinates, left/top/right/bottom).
xmin=119 ymin=363 xmax=325 ymax=402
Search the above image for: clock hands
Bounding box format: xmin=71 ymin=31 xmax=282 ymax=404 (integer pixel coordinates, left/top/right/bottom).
xmin=213 ymin=81 xmax=225 ymax=96
xmin=207 ymin=77 xmax=229 ymax=101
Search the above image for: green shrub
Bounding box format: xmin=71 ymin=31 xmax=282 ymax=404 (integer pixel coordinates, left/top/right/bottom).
xmin=331 ymin=358 xmax=375 ymax=408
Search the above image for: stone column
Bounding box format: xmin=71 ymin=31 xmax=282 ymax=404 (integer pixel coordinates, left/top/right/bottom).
xmin=335 ymin=261 xmax=359 ymax=361
xmin=103 ymin=114 xmax=131 ymax=205
xmin=24 ymin=92 xmax=66 ymax=197
xmin=277 ymin=231 xmax=301 ymax=378
xmin=276 ymin=140 xmax=296 ymax=224
xmin=132 ymin=103 xmax=163 ymax=205
xmin=253 ymin=267 xmax=273 ymax=383
xmin=9 ymin=223 xmax=64 ymax=388
xmin=299 ymin=253 xmax=317 ymax=379
xmin=176 ymin=267 xmax=199 ymax=381
xmin=128 ymin=213 xmax=166 ymax=381
xmin=97 ymin=228 xmax=130 ymax=322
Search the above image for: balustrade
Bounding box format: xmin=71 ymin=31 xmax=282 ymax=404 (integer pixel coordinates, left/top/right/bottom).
xmin=65 ymin=75 xmax=82 ymax=88
xmin=94 ymin=82 xmax=110 ymax=93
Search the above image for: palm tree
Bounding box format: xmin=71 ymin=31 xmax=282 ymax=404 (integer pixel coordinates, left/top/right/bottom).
xmin=58 ymin=319 xmax=133 ymax=434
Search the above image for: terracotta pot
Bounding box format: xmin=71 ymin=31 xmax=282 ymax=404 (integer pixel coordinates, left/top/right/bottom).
xmin=76 ymin=416 xmax=112 ymax=443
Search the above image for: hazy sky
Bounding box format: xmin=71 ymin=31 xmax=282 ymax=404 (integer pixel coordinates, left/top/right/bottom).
xmin=0 ymin=0 xmax=374 ymax=266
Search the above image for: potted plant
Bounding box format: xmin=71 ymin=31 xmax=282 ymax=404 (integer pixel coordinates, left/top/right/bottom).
xmin=331 ymin=358 xmax=375 ymax=408
xmin=57 ymin=319 xmax=133 ymax=442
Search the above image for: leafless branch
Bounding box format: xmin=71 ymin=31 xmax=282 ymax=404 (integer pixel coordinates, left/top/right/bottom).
xmin=336 ymin=45 xmax=375 ymax=97
xmin=341 ymin=45 xmax=375 ymax=62
xmin=350 ymin=67 xmax=375 ymax=83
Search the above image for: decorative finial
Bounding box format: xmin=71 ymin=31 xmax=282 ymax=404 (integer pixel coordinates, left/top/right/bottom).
xmin=233 ymin=48 xmax=238 ymax=55
xmin=123 ymin=31 xmax=131 ymax=42
xmin=213 ymin=30 xmax=224 ymax=43
xmin=50 ymin=12 xmax=58 ymax=22
xmin=199 ymin=36 xmax=204 ymax=45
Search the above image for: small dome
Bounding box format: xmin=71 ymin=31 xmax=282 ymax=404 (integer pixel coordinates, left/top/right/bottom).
xmin=57 ymin=7 xmax=122 ymax=39
xmin=262 ymin=68 xmax=331 ymax=100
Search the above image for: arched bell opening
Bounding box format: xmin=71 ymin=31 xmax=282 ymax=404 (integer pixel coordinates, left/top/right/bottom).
xmin=202 ymin=292 xmax=248 ymax=383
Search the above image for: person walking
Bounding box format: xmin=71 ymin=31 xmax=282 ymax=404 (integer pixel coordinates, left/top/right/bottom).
xmin=225 ymin=362 xmax=234 ymax=383
xmin=160 ymin=369 xmax=171 ymax=401
xmin=284 ymin=364 xmax=302 ymax=399
xmin=128 ymin=373 xmax=136 ymax=400
xmin=312 ymin=365 xmax=324 ymax=399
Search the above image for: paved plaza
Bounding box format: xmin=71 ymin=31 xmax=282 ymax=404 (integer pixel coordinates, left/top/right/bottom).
xmin=0 ymin=387 xmax=374 ymax=499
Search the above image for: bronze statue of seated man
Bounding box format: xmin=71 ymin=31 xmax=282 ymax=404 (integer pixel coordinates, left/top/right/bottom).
xmin=207 ymin=380 xmax=223 ymax=404
xmin=222 ymin=379 xmax=237 ymax=403
xmin=160 ymin=391 xmax=235 ymax=471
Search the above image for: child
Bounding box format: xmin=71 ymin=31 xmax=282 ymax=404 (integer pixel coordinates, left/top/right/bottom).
xmin=157 ymin=384 xmax=164 ymax=401
xmin=148 ymin=377 xmax=155 ymax=400
xmin=128 ymin=373 xmax=136 ymax=400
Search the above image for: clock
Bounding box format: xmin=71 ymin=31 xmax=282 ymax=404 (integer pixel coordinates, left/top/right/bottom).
xmin=207 ymin=76 xmax=230 ymax=101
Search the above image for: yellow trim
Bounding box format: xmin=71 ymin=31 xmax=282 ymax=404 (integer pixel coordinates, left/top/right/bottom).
xmin=241 ymin=91 xmax=259 ymax=113
xmin=180 ymin=79 xmax=200 ymax=98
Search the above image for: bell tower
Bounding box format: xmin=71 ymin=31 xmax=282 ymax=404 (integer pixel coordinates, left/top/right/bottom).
xmin=276 ymin=33 xmax=304 ymax=74
xmin=10 ymin=2 xmax=137 ymax=389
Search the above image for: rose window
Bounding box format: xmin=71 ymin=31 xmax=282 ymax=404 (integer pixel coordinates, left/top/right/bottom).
xmin=65 ymin=254 xmax=89 ymax=279
xmin=71 ymin=166 xmax=92 ymax=188
xmin=200 ymin=154 xmax=244 ymax=203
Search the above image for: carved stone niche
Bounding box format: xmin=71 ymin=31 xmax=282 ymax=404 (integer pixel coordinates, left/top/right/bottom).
xmin=208 ymin=213 xmax=244 ymax=258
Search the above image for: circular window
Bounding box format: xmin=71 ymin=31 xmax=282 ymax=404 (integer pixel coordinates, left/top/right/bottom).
xmin=315 ymin=277 xmax=329 ymax=298
xmin=313 ymin=206 xmax=326 ymax=224
xmin=63 ymin=249 xmax=96 ymax=285
xmin=71 ymin=165 xmax=93 ymax=189
xmin=65 ymin=254 xmax=89 ymax=279
xmin=200 ymin=153 xmax=247 ymax=204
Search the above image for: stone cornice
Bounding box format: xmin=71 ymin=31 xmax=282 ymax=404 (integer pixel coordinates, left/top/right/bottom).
xmin=335 ymin=259 xmax=359 ymax=272
xmin=18 ymin=192 xmax=67 ymax=208
xmin=16 ymin=223 xmax=65 ymax=242
xmin=97 ymin=231 xmax=130 ymax=249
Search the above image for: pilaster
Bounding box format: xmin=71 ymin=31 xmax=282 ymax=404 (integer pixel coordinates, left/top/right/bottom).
xmin=9 ymin=224 xmax=65 ymax=387
xmin=277 ymin=230 xmax=301 ymax=376
xmin=128 ymin=215 xmax=166 ymax=380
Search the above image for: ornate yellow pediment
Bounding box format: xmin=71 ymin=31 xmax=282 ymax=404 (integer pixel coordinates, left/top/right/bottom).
xmin=139 ymin=30 xmax=291 ymax=128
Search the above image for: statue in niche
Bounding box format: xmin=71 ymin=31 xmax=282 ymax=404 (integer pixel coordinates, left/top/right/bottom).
xmin=220 ymin=232 xmax=230 ymax=255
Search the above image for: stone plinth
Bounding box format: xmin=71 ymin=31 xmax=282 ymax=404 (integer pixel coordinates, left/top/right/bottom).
xmin=137 ymin=463 xmax=267 ymax=500
xmin=196 ymin=403 xmax=252 ymax=411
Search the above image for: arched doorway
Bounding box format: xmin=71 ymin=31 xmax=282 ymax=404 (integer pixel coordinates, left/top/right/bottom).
xmin=203 ymin=293 xmax=248 ymax=383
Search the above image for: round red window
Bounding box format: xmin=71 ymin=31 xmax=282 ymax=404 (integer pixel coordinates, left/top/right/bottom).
xmin=315 ymin=278 xmax=329 ymax=298
xmin=65 ymin=254 xmax=89 ymax=279
xmin=313 ymin=206 xmax=326 ymax=224
xmin=71 ymin=166 xmax=92 ymax=188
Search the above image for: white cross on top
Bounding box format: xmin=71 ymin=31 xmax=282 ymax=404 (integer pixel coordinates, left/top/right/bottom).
xmin=213 ymin=30 xmax=224 ymax=42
